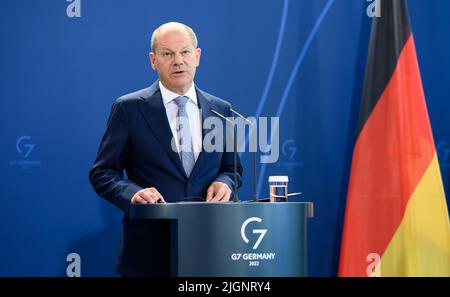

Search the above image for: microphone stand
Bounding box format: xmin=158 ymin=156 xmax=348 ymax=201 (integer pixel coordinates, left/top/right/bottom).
xmin=210 ymin=109 xmax=239 ymax=202
xmin=233 ymin=124 xmax=238 ymax=202
xmin=230 ymin=108 xmax=258 ymax=202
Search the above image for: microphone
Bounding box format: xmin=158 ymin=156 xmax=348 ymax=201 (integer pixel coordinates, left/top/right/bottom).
xmin=210 ymin=108 xmax=239 ymax=202
xmin=230 ymin=108 xmax=258 ymax=202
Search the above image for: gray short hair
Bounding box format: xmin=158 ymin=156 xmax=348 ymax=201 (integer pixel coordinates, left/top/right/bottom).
xmin=151 ymin=22 xmax=198 ymax=52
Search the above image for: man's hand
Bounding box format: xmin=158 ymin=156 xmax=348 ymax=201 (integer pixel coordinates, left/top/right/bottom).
xmin=206 ymin=181 xmax=232 ymax=202
xmin=131 ymin=187 xmax=165 ymax=204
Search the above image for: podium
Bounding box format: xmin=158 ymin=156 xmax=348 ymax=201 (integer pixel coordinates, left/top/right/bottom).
xmin=130 ymin=202 xmax=313 ymax=277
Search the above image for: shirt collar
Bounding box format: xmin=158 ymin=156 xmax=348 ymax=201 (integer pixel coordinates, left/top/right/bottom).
xmin=159 ymin=81 xmax=198 ymax=106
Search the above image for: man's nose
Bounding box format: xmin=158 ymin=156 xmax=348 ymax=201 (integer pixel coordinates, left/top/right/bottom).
xmin=173 ymin=53 xmax=184 ymax=66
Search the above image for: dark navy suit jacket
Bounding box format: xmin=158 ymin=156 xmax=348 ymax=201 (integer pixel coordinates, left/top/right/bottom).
xmin=89 ymin=81 xmax=243 ymax=276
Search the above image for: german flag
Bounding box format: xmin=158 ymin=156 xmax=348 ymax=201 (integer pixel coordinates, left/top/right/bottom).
xmin=339 ymin=0 xmax=450 ymax=276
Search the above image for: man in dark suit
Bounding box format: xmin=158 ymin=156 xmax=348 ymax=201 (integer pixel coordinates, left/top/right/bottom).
xmin=89 ymin=22 xmax=243 ymax=276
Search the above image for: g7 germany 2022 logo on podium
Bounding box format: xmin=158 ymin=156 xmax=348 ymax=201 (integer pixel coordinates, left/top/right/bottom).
xmin=230 ymin=217 xmax=276 ymax=267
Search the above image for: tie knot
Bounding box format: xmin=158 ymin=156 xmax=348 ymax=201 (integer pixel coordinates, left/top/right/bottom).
xmin=174 ymin=96 xmax=189 ymax=107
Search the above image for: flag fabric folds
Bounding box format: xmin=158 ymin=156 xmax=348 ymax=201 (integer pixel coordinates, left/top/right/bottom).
xmin=339 ymin=0 xmax=450 ymax=276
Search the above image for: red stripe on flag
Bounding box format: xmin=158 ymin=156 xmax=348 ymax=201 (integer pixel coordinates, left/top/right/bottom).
xmin=339 ymin=35 xmax=436 ymax=276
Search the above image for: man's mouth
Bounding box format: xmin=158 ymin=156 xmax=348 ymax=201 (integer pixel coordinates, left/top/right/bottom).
xmin=172 ymin=71 xmax=185 ymax=75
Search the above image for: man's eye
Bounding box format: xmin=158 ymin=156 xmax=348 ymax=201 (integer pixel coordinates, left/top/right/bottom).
xmin=163 ymin=52 xmax=172 ymax=57
xmin=181 ymin=50 xmax=190 ymax=55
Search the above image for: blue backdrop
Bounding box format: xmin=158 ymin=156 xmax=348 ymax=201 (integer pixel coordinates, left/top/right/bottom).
xmin=1 ymin=0 xmax=449 ymax=276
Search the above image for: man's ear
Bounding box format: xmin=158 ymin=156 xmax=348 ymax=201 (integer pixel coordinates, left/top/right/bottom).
xmin=149 ymin=52 xmax=157 ymax=70
xmin=195 ymin=48 xmax=201 ymax=67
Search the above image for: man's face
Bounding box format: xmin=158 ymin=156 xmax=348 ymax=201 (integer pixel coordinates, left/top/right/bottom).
xmin=149 ymin=28 xmax=201 ymax=95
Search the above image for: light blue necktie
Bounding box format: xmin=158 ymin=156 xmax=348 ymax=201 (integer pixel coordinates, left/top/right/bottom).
xmin=174 ymin=96 xmax=195 ymax=177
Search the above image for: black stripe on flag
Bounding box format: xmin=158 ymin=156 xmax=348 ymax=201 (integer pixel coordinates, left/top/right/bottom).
xmin=357 ymin=0 xmax=412 ymax=135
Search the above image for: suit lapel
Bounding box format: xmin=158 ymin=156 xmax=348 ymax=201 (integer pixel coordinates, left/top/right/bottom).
xmin=189 ymin=88 xmax=215 ymax=179
xmin=138 ymin=82 xmax=186 ymax=177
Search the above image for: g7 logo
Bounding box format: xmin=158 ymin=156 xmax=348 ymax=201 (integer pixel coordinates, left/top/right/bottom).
xmin=282 ymin=140 xmax=297 ymax=160
xmin=437 ymin=142 xmax=450 ymax=165
xmin=241 ymin=217 xmax=267 ymax=250
xmin=16 ymin=136 xmax=34 ymax=158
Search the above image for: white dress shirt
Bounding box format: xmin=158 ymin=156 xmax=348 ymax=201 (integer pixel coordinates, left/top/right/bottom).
xmin=159 ymin=81 xmax=202 ymax=161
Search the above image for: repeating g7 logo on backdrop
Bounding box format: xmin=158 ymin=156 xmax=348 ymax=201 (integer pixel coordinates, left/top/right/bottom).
xmin=16 ymin=136 xmax=34 ymax=158
xmin=9 ymin=135 xmax=42 ymax=169
xmin=437 ymin=141 xmax=450 ymax=168
xmin=275 ymin=139 xmax=303 ymax=168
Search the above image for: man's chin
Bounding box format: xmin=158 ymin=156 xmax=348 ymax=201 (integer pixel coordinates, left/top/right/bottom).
xmin=170 ymin=80 xmax=192 ymax=90
xmin=164 ymin=81 xmax=193 ymax=94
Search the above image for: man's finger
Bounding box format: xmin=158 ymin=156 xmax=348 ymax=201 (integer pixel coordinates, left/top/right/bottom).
xmin=139 ymin=191 xmax=157 ymax=204
xmin=219 ymin=188 xmax=232 ymax=202
xmin=206 ymin=186 xmax=214 ymax=201
xmin=222 ymin=190 xmax=231 ymax=202
xmin=132 ymin=196 xmax=147 ymax=204
xmin=211 ymin=187 xmax=226 ymax=202
xmin=149 ymin=187 xmax=164 ymax=201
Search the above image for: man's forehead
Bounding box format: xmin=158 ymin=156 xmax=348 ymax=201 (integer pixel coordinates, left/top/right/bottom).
xmin=157 ymin=26 xmax=189 ymax=39
xmin=158 ymin=45 xmax=192 ymax=51
xmin=156 ymin=33 xmax=195 ymax=51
